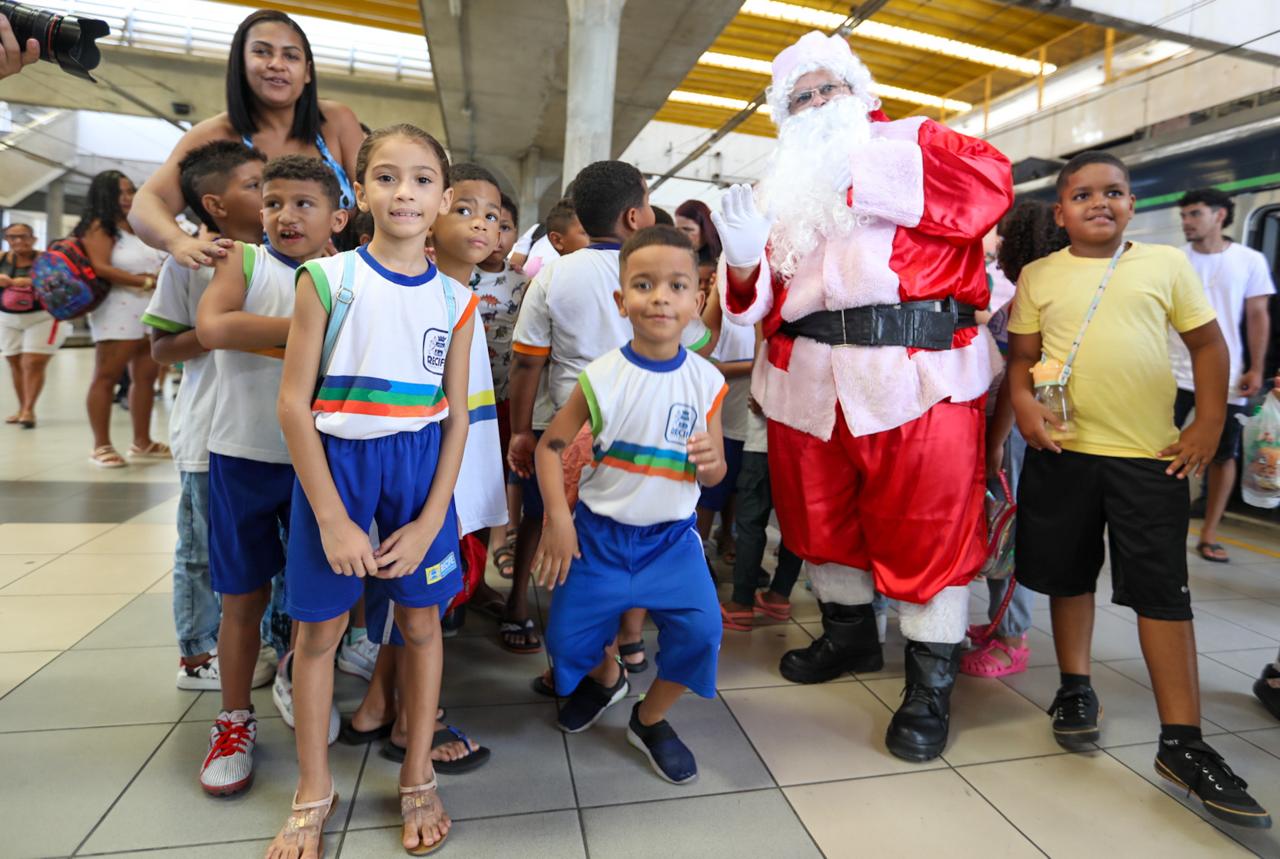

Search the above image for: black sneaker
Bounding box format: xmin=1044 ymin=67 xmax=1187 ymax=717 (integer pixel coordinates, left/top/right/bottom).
xmin=1046 ymin=684 xmax=1101 ymax=749
xmin=556 ymin=672 xmax=628 ymax=733
xmin=1155 ymin=738 xmax=1272 ymax=829
xmin=626 ymin=701 xmax=697 ymax=784
xmin=1253 ymin=663 xmax=1280 ymax=720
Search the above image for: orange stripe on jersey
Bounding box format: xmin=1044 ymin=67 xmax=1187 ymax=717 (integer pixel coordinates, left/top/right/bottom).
xmin=598 ymin=454 xmax=697 ymax=483
xmin=454 ymin=292 xmax=480 ymax=331
xmin=707 ymin=383 xmax=729 ymax=423
xmin=512 ymin=342 xmax=551 ymax=356
xmin=310 ymin=398 xmax=450 ymax=418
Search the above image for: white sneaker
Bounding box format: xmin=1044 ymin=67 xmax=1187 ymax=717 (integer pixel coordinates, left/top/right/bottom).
xmin=336 ymin=633 xmax=380 ymax=682
xmin=252 ymin=645 xmax=278 ymax=689
xmin=199 ymin=709 xmax=256 ymax=796
xmin=177 ymin=655 xmax=221 ymax=691
xmin=273 ymin=651 xmax=341 ymax=746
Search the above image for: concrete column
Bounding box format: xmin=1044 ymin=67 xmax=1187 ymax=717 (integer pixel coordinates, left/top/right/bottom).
xmin=518 ymin=146 xmax=543 ymax=227
xmin=562 ymin=0 xmax=626 ymax=191
xmin=45 ymin=178 xmax=66 ymax=240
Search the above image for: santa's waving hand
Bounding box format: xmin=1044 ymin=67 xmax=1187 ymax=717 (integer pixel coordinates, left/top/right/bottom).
xmin=718 ymin=30 xmax=1013 ymax=763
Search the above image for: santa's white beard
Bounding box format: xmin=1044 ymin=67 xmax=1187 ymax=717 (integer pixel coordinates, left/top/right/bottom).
xmin=762 ymin=97 xmax=873 ymax=279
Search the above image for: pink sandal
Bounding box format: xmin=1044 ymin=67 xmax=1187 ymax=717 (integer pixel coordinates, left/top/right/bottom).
xmin=960 ymin=635 xmax=1029 ymax=678
xmin=720 ymin=603 xmax=752 ymax=631
xmin=753 ymin=591 xmax=792 ymax=621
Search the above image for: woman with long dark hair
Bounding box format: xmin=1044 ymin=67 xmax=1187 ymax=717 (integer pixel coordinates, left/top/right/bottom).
xmin=129 ymin=9 xmax=363 ymax=267
xmin=674 ymin=199 xmax=723 ymax=266
xmin=80 ymin=170 xmax=170 ymax=467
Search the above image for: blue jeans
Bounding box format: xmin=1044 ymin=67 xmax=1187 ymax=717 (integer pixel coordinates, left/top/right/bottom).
xmin=985 ymin=427 xmax=1033 ymax=637
xmin=173 ymin=471 xmax=220 ymax=658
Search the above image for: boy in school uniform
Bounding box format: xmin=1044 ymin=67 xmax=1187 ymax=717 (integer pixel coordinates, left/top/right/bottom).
xmin=142 ymin=140 xmax=275 ymax=692
xmin=534 ymin=224 xmax=727 ymax=783
xmin=1009 ymin=151 xmax=1270 ymax=829
xmin=193 ymin=155 xmax=348 ymax=797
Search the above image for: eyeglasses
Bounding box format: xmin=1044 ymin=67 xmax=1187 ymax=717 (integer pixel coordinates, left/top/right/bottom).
xmin=3 ymin=232 xmax=33 ymax=241
xmin=789 ymin=82 xmax=852 ymax=112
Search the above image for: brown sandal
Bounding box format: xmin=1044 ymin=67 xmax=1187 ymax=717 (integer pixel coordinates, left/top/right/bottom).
xmin=400 ymin=777 xmax=450 ymax=855
xmin=266 ymin=786 xmax=338 ymax=859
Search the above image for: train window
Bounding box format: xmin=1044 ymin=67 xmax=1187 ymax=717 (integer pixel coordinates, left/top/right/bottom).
xmin=1248 ymin=206 xmax=1280 ymax=379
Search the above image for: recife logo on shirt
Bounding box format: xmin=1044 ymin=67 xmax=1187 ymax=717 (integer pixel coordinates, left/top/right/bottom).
xmin=665 ymin=403 xmax=697 ymax=444
xmin=422 ymin=327 xmax=449 ymax=376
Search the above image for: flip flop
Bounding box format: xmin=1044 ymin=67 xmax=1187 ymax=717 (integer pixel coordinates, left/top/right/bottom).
xmin=338 ymin=717 xmax=394 ymax=745
xmin=382 ymin=726 xmax=491 ymax=774
xmin=1196 ymin=541 xmax=1230 ymax=564
xmin=754 ymin=591 xmax=792 ymax=621
xmin=531 ymin=672 xmax=558 ymax=698
xmin=720 ymin=603 xmax=752 ymax=632
xmin=499 ymin=618 xmax=543 ymax=654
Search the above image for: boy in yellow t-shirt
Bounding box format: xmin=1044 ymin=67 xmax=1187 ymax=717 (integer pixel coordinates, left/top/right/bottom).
xmin=1008 ymin=152 xmax=1269 ymax=830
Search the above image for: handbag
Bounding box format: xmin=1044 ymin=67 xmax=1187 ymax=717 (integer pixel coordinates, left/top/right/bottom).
xmin=0 ymin=253 xmax=38 ymax=313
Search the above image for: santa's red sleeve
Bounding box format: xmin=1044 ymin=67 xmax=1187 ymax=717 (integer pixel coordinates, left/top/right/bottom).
xmin=847 ymin=118 xmax=1013 ymax=244
xmin=719 ymin=253 xmax=775 ymax=324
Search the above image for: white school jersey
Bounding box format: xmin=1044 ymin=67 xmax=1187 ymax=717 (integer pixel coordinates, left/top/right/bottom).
xmin=709 ymin=318 xmax=755 ymax=442
xmin=1169 ymin=242 xmax=1276 ymax=405
xmin=206 ymin=244 xmax=296 ymax=464
xmin=301 ymin=247 xmax=479 ymax=441
xmin=578 ymin=345 xmax=727 ymax=526
xmin=454 ymin=309 xmax=508 ymax=534
xmin=142 ymin=258 xmax=216 ymax=472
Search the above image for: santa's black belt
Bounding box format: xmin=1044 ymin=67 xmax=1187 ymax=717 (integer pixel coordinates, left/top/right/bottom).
xmin=776 ymin=298 xmax=979 ymax=351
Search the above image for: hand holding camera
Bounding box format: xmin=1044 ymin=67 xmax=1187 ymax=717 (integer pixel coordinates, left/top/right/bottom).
xmin=0 ymin=12 xmax=38 ymax=80
xmin=0 ymin=1 xmax=109 ymax=81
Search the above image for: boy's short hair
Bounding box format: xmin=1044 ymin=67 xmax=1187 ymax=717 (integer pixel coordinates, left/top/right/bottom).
xmin=177 ymin=140 xmax=266 ymax=231
xmin=263 ymin=155 xmax=342 ymax=210
xmin=651 ymin=206 xmax=674 ymax=226
xmin=1055 ymin=151 xmax=1130 ymax=197
xmin=1178 ymin=187 xmax=1234 ymax=228
xmin=571 ymin=161 xmax=645 ymax=237
xmin=499 ymin=193 xmax=519 ymax=228
xmin=619 ymin=224 xmax=698 ymax=273
xmin=449 ymin=162 xmax=500 ymax=191
xmin=543 ymin=198 xmax=577 ymax=236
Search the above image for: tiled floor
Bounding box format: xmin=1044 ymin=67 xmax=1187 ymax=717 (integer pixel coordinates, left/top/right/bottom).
xmin=4 ymin=350 xmax=1280 ymax=857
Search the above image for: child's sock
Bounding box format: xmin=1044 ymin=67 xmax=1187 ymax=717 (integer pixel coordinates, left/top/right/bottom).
xmin=1059 ymin=672 xmax=1091 ymax=689
xmin=1159 ymin=723 xmax=1202 ymax=746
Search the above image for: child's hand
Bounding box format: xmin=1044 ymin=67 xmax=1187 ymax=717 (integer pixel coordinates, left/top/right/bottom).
xmin=1160 ymin=420 xmax=1216 ymax=479
xmin=374 ymin=515 xmax=442 ymax=578
xmin=687 ymin=431 xmax=723 ymax=476
xmin=532 ymin=514 xmax=579 ymax=590
xmin=508 ymin=430 xmax=537 ymax=479
xmin=1012 ymin=396 xmax=1062 ymax=454
xmin=320 ymin=517 xmax=378 ymax=577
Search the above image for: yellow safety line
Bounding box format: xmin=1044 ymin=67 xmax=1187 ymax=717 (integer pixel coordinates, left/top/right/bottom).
xmin=1189 ymin=527 xmax=1280 ymax=560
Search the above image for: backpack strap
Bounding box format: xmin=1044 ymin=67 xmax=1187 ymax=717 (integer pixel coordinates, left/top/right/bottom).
xmin=318 ymin=252 xmax=358 ymax=381
xmin=442 ymin=273 xmax=458 ymax=331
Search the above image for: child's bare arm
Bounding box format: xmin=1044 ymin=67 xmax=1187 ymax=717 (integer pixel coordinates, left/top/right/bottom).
xmin=507 ymin=350 xmax=548 ymax=477
xmin=1162 ymin=320 xmax=1229 ymax=478
xmin=1007 ymin=331 xmax=1062 ymax=454
xmin=716 ymin=359 xmax=754 ymax=380
xmin=196 ymin=246 xmax=291 ymax=352
xmin=688 ymin=407 xmax=728 ymax=488
xmin=531 ymin=384 xmax=592 ymax=589
xmin=986 ymin=373 xmax=1014 ymax=476
xmin=150 ymin=328 xmax=207 ymax=365
xmin=278 ymin=271 xmax=377 ymax=577
xmin=375 ymin=314 xmax=474 ymax=577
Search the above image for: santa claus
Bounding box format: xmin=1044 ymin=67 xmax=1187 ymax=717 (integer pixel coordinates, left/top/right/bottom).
xmin=712 ymin=31 xmax=1012 ymax=761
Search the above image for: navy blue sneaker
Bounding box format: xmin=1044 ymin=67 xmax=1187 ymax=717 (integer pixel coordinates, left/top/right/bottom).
xmin=626 ymin=701 xmax=698 ymax=784
xmin=556 ymin=673 xmax=628 ymax=733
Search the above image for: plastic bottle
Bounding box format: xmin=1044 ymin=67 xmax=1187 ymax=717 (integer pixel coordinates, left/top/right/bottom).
xmin=1031 ymin=358 xmax=1075 ymax=441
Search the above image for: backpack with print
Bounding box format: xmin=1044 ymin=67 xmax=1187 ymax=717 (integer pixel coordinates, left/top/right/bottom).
xmin=32 ymin=237 xmax=112 ymax=320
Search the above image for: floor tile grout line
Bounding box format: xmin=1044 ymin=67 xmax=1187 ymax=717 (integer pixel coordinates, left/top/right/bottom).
xmin=332 ymin=741 xmax=373 ymax=859
xmin=947 ymin=765 xmax=1052 ymax=858
xmin=70 ymin=694 xmax=204 ymax=857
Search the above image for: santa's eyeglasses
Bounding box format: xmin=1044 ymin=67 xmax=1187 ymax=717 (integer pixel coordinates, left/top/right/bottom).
xmin=789 ymin=82 xmax=852 ymax=111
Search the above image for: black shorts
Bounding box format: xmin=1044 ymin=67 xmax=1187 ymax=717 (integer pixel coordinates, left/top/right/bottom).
xmin=1015 ymin=448 xmax=1192 ymax=621
xmin=1173 ymin=388 xmax=1246 ymax=464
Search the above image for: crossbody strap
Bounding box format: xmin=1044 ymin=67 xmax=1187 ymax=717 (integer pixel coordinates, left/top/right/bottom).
xmin=318 ymin=251 xmax=358 ymax=381
xmin=440 ymin=272 xmax=458 ymax=331
xmin=1056 ymin=241 xmax=1128 ymax=384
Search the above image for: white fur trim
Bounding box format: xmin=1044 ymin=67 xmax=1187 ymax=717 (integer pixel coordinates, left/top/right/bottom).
xmin=849 ymin=139 xmax=924 ymax=229
xmin=767 ymin=54 xmax=878 ymax=126
xmin=898 ymin=586 xmax=969 ymax=644
xmin=719 ymin=252 xmax=774 ymax=327
xmin=807 ymin=562 xmax=875 ymax=605
xmin=754 ymin=337 xmax=839 ymax=441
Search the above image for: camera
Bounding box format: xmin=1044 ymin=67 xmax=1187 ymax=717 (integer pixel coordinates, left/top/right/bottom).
xmin=0 ymin=1 xmax=109 ymax=81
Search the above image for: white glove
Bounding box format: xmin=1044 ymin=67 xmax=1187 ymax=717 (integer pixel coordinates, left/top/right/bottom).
xmin=831 ymin=158 xmax=853 ymax=195
xmin=711 ymin=184 xmax=774 ymax=268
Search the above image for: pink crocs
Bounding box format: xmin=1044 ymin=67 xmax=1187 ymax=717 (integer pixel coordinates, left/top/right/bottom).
xmin=960 ymin=635 xmax=1030 ymax=678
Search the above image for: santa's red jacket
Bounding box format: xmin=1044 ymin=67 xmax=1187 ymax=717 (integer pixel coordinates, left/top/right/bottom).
xmin=721 ymin=114 xmax=1014 ymax=441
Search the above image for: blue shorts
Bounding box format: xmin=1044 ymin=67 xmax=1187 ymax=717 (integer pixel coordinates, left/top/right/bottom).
xmin=507 ymin=429 xmax=544 ymax=519
xmin=697 ymin=436 xmax=745 ymax=512
xmin=546 ymin=503 xmax=721 ymax=698
xmin=209 ymin=453 xmax=293 ymax=596
xmin=286 ymin=423 xmax=462 ymax=623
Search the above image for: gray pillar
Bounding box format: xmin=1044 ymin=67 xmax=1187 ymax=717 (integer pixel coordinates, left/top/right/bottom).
xmin=45 ymin=178 xmax=65 ymax=241
xmin=562 ymin=0 xmax=625 ymax=191
xmin=519 ymin=146 xmax=542 ymax=228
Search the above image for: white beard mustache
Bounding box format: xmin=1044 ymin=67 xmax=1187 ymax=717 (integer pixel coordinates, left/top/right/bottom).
xmin=761 ymin=97 xmax=873 ymax=279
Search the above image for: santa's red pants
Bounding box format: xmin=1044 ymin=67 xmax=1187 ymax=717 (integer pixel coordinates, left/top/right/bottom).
xmin=767 ymin=398 xmax=987 ymax=604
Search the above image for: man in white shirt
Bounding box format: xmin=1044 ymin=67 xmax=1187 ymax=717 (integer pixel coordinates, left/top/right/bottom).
xmin=1172 ymin=188 xmax=1275 ymax=563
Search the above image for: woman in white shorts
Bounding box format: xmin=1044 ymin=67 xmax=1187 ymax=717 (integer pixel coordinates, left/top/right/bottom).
xmin=77 ymin=171 xmax=170 ymax=467
xmin=0 ymin=223 xmax=66 ymax=428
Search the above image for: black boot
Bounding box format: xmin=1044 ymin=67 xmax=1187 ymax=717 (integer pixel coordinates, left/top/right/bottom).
xmin=779 ymin=602 xmax=883 ymax=684
xmin=885 ymin=641 xmax=960 ymax=762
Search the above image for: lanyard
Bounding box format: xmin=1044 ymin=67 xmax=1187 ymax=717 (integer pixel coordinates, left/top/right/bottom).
xmin=1056 ymin=241 xmax=1128 ymax=384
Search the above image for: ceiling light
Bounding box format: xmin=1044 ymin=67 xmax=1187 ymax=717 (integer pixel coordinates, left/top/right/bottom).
xmin=668 ymin=90 xmax=768 ymax=112
xmin=739 ymin=0 xmax=1055 ymax=76
xmin=697 ymin=52 xmax=971 ymax=111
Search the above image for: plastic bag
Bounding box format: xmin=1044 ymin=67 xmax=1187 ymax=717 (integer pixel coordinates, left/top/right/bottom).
xmin=1240 ymin=395 xmax=1280 ymax=508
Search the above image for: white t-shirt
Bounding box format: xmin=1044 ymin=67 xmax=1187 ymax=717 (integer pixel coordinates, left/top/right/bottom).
xmin=512 ymin=224 xmax=539 ymax=257
xmin=709 ymin=318 xmax=755 ymax=442
xmin=578 ymin=344 xmax=727 ymax=526
xmin=206 ymin=244 xmax=297 ymax=464
xmin=142 ymin=259 xmax=215 ymax=472
xmin=302 ymin=247 xmax=478 ymax=441
xmin=1170 ymin=242 xmax=1276 ymax=405
xmin=455 ymin=312 xmax=508 ymax=534
xmin=743 ymin=407 xmax=768 ymax=454
xmin=522 ymin=236 xmax=559 ymax=279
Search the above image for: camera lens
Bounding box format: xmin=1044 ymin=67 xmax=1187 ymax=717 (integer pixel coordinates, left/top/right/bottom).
xmin=0 ymin=1 xmax=110 ymax=82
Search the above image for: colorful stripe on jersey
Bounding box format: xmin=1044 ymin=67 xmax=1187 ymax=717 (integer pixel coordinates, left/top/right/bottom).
xmin=592 ymin=439 xmax=696 ymax=483
xmin=312 ymin=375 xmax=446 ymax=418
xmin=467 ymin=389 xmax=497 ymax=424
